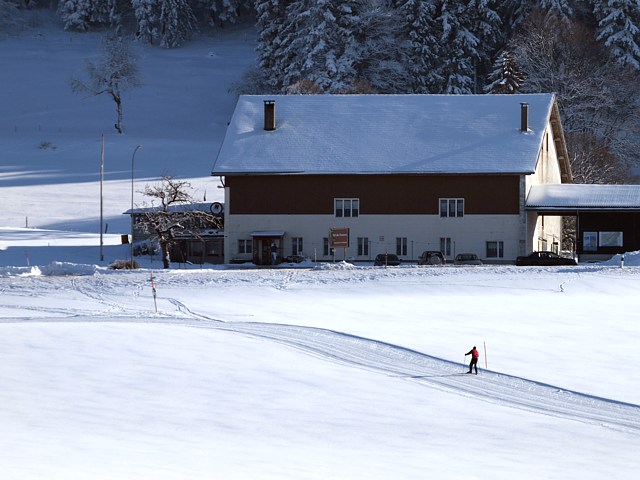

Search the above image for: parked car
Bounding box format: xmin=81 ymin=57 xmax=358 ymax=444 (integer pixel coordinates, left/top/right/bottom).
xmin=418 ymin=250 xmax=445 ymax=265
xmin=374 ymin=253 xmax=401 ymax=266
xmin=284 ymin=254 xmax=307 ymax=263
xmin=515 ymin=251 xmax=577 ymax=266
xmin=454 ymin=253 xmax=483 ymax=265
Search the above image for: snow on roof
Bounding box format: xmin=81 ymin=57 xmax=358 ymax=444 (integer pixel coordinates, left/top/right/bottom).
xmin=123 ymin=202 xmax=220 ymax=215
xmin=212 ymin=93 xmax=557 ymax=176
xmin=527 ymin=184 xmax=640 ymax=210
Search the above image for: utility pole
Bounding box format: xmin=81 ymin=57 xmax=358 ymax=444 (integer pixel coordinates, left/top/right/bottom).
xmin=130 ymin=144 xmax=142 ymax=267
xmin=100 ymin=133 xmax=104 ymax=262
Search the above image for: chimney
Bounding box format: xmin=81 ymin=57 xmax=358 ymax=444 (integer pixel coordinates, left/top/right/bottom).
xmin=264 ymin=100 xmax=276 ymax=131
xmin=520 ymin=102 xmax=529 ymax=132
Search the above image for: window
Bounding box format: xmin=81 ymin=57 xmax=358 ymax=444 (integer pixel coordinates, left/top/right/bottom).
xmin=599 ymin=231 xmax=623 ymax=247
xmin=335 ymin=198 xmax=359 ymax=218
xmin=396 ymin=237 xmax=407 ymax=256
xmin=357 ymin=237 xmax=369 ymax=256
xmin=292 ymin=237 xmax=303 ymax=255
xmin=238 ymin=239 xmax=251 ymax=254
xmin=439 ymin=198 xmax=464 ymax=218
xmin=323 ymin=237 xmax=330 ymax=256
xmin=440 ymin=237 xmax=452 ymax=256
xmin=486 ymin=241 xmax=504 ymax=258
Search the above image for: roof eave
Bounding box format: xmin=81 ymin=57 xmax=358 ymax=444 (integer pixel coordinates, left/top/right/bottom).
xmin=549 ymin=99 xmax=573 ymax=183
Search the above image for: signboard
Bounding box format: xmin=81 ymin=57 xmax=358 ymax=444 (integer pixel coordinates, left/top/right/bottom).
xmin=210 ymin=202 xmax=224 ymax=216
xmin=329 ymin=227 xmax=349 ymax=248
xmin=583 ymin=232 xmax=597 ymax=251
xmin=599 ymin=231 xmax=623 ymax=247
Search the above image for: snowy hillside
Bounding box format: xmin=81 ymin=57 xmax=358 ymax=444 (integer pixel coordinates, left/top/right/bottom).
xmin=1 ymin=11 xmax=255 ymax=234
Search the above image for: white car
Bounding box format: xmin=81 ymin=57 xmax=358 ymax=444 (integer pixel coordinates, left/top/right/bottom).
xmin=454 ymin=253 xmax=483 ymax=265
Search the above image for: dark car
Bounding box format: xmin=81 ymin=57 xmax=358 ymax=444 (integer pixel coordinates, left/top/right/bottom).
xmin=284 ymin=254 xmax=307 ymax=263
xmin=374 ymin=253 xmax=401 ymax=266
xmin=515 ymin=251 xmax=577 ymax=266
xmin=454 ymin=253 xmax=483 ymax=265
xmin=418 ymin=250 xmax=446 ymax=265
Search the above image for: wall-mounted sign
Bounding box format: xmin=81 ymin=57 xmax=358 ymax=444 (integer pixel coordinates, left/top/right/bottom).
xmin=210 ymin=202 xmax=224 ymax=216
xmin=329 ymin=227 xmax=349 ymax=248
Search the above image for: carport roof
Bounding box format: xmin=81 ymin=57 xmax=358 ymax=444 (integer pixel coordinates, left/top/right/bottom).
xmin=527 ymin=184 xmax=640 ymax=212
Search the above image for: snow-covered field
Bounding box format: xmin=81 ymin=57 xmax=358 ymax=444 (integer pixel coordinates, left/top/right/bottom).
xmin=1 ymin=252 xmax=640 ymax=479
xmin=2 ymin=11 xmax=640 ymax=480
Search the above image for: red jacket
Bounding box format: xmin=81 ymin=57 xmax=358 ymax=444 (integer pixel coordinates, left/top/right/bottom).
xmin=467 ymin=348 xmax=479 ymax=359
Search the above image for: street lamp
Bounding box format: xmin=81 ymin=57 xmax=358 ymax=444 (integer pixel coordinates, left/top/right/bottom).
xmin=130 ymin=144 xmax=142 ymax=267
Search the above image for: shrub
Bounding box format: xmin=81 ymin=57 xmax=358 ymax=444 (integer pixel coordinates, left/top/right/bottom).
xmin=109 ymin=259 xmax=139 ymax=270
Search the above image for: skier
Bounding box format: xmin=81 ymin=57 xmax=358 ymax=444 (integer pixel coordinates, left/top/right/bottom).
xmin=270 ymin=242 xmax=278 ymax=265
xmin=465 ymin=346 xmax=479 ymax=374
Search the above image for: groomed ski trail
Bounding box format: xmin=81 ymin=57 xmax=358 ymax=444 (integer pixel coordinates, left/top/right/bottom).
xmin=188 ymin=319 xmax=640 ymax=434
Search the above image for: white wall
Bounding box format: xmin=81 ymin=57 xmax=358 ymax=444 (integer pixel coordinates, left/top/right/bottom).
xmin=224 ymin=213 xmax=521 ymax=263
xmin=524 ymin=123 xmax=564 ymax=252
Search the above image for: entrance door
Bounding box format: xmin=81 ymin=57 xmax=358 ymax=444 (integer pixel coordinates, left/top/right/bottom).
xmin=253 ymin=238 xmax=280 ymax=265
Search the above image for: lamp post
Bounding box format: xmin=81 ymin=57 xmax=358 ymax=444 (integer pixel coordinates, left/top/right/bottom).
xmin=130 ymin=144 xmax=142 ymax=267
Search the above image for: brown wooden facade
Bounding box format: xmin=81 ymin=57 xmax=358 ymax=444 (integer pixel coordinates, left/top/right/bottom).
xmin=576 ymin=212 xmax=640 ymax=260
xmin=227 ymin=174 xmax=521 ymax=216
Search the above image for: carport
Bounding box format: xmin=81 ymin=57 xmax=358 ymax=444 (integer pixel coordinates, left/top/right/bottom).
xmin=526 ymin=184 xmax=640 ymax=261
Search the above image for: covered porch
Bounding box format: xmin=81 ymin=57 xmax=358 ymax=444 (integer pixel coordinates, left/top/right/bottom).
xmin=526 ymin=184 xmax=640 ymax=262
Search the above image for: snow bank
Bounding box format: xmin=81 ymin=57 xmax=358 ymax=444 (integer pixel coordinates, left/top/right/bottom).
xmin=313 ymin=260 xmax=358 ymax=270
xmin=596 ymin=250 xmax=640 ymax=266
xmin=0 ymin=262 xmax=98 ymax=277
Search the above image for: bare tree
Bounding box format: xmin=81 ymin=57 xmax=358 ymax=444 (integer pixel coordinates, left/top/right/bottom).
xmin=510 ymin=11 xmax=640 ymax=182
xmin=137 ymin=176 xmax=222 ymax=269
xmin=70 ymin=33 xmax=140 ymax=134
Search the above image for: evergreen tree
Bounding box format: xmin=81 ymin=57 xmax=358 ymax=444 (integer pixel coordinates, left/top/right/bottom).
xmin=88 ymin=0 xmax=117 ymax=26
xmin=195 ymin=0 xmax=252 ymax=26
xmin=399 ymin=0 xmax=440 ymax=93
xmin=0 ymin=0 xmax=22 ymax=32
xmin=287 ymin=0 xmax=360 ymax=92
xmin=255 ymin=0 xmax=291 ymax=91
xmin=593 ymin=0 xmax=640 ymax=70
xmin=467 ymin=0 xmax=502 ymax=87
xmin=484 ymin=49 xmax=525 ymax=93
xmin=539 ymin=0 xmax=573 ymax=22
xmin=133 ymin=0 xmax=161 ymax=44
xmin=496 ymin=0 xmax=532 ymax=36
xmin=58 ymin=0 xmax=116 ymax=30
xmin=276 ymin=0 xmax=314 ymax=90
xmin=159 ymin=0 xmax=198 ymax=48
xmin=58 ymin=0 xmax=93 ymax=30
xmin=353 ymin=0 xmax=410 ymax=93
xmin=436 ymin=0 xmax=481 ymax=93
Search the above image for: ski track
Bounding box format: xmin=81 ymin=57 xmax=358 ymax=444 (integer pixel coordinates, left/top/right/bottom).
xmin=196 ymin=320 xmax=640 ymax=434
xmin=3 ymin=272 xmax=640 ymax=435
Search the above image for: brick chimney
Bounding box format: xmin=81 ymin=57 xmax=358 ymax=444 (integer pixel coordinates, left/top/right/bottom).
xmin=264 ymin=100 xmax=276 ymax=131
xmin=520 ymin=102 xmax=529 ymax=132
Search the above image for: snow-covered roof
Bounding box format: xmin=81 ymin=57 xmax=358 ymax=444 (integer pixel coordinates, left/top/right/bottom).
xmin=212 ymin=94 xmax=559 ymax=176
xmin=527 ymin=184 xmax=640 ymax=210
xmin=123 ymin=202 xmax=221 ymax=215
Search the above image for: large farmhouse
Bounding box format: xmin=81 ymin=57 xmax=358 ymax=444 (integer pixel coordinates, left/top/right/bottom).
xmin=211 ymin=94 xmax=573 ymax=265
